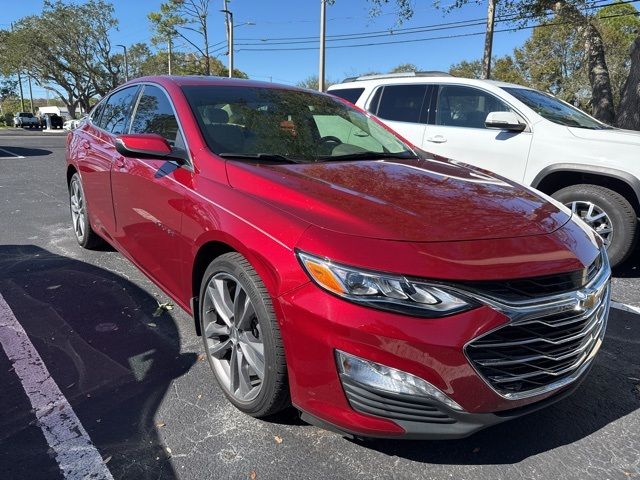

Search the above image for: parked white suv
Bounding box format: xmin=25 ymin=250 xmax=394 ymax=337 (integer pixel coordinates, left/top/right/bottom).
xmin=13 ymin=112 xmax=40 ymax=128
xmin=328 ymin=72 xmax=640 ymax=266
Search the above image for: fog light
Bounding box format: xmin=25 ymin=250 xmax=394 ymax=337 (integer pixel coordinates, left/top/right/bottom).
xmin=335 ymin=350 xmax=463 ymax=411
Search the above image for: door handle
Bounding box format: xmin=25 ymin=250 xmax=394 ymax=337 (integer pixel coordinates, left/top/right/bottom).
xmin=426 ymin=134 xmax=447 ymax=144
xmin=81 ymin=140 xmax=90 ymax=150
xmin=114 ymin=156 xmax=125 ymax=168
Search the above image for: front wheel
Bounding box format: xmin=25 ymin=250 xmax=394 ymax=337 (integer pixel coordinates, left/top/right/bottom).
xmin=552 ymin=184 xmax=638 ymax=267
xmin=199 ymin=252 xmax=290 ymax=417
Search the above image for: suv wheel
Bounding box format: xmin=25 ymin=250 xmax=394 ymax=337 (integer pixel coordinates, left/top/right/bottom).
xmin=199 ymin=252 xmax=290 ymax=417
xmin=68 ymin=173 xmax=105 ymax=249
xmin=552 ymin=184 xmax=637 ymax=267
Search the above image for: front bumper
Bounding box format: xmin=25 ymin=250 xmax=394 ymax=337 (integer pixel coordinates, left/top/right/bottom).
xmin=276 ymin=255 xmax=610 ymax=439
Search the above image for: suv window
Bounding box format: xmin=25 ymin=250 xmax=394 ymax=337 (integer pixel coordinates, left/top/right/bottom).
xmin=100 ymin=86 xmax=140 ymax=134
xmin=329 ymin=88 xmax=365 ymax=104
xmin=130 ymin=85 xmax=180 ymax=144
xmin=374 ymin=85 xmax=428 ymax=123
xmin=436 ymin=85 xmax=511 ymax=129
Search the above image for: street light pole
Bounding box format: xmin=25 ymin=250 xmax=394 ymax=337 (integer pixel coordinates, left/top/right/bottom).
xmin=116 ymin=44 xmax=129 ymax=82
xmin=221 ymin=9 xmax=234 ymax=78
xmin=319 ymin=0 xmax=326 ymax=92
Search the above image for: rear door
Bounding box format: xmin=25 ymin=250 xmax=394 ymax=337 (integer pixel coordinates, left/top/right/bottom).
xmin=76 ymin=85 xmax=140 ymax=236
xmin=367 ymin=84 xmax=431 ymax=148
xmin=423 ymin=84 xmax=532 ymax=181
xmin=110 ymin=84 xmax=191 ymax=298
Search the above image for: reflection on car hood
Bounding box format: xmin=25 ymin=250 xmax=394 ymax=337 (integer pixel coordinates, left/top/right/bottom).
xmin=226 ymin=156 xmax=571 ymax=242
xmin=568 ymin=126 xmax=640 ymax=146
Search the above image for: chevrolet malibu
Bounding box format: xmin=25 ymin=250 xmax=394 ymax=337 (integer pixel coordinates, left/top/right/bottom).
xmin=66 ymin=76 xmax=611 ymax=439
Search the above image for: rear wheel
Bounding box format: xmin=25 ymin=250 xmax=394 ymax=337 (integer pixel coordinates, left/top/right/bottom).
xmin=199 ymin=252 xmax=290 ymax=417
xmin=68 ymin=173 xmax=105 ymax=249
xmin=552 ymin=184 xmax=637 ymax=267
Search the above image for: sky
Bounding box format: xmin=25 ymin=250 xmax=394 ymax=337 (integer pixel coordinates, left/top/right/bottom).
xmin=1 ymin=0 xmax=531 ymax=97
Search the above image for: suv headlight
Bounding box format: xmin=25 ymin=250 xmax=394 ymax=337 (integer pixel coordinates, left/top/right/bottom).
xmin=296 ymin=251 xmax=478 ymax=317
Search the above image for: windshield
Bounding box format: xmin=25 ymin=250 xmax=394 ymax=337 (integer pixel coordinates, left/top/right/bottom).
xmin=503 ymin=87 xmax=610 ymax=130
xmin=181 ymin=85 xmax=415 ymax=163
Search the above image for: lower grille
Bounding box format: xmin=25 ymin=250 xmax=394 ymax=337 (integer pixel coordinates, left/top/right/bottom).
xmin=466 ymin=283 xmax=609 ymax=397
xmin=340 ymin=377 xmax=455 ymax=424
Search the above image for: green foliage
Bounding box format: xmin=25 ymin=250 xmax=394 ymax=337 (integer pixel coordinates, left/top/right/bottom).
xmin=296 ymin=75 xmax=337 ymax=90
xmin=389 ymin=63 xmax=419 ymax=73
xmin=449 ymin=56 xmax=525 ymax=84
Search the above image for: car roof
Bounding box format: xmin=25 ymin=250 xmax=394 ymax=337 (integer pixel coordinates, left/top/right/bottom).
xmin=121 ymin=75 xmax=306 ymax=92
xmin=328 ymin=75 xmax=530 ymax=91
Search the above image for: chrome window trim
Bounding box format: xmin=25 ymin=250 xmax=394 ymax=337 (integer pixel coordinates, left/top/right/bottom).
xmin=460 ymin=249 xmax=611 ymax=401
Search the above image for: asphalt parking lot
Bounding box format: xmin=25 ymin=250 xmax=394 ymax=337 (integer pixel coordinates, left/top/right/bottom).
xmin=0 ymin=127 xmax=639 ymax=480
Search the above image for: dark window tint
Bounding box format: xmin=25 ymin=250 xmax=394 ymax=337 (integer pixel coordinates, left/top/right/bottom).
xmin=130 ymin=85 xmax=180 ymax=144
xmin=329 ymin=88 xmax=365 ymax=104
xmin=376 ymin=85 xmax=427 ymax=123
xmin=91 ymin=101 xmax=105 ymax=126
xmin=100 ymin=86 xmax=139 ymax=134
xmin=436 ymin=85 xmax=511 ymax=129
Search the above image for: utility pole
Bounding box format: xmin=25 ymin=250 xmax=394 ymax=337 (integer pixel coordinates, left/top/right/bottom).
xmin=27 ymin=75 xmax=34 ymax=113
xmin=221 ymin=7 xmax=234 ymax=78
xmin=318 ymin=0 xmax=326 ymax=92
xmin=482 ymin=0 xmax=497 ymax=79
xmin=168 ymin=37 xmax=173 ymax=75
xmin=116 ymin=44 xmax=129 ymax=82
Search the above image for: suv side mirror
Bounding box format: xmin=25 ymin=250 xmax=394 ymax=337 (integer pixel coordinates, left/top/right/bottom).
xmin=485 ymin=111 xmax=526 ymax=132
xmin=115 ymin=133 xmax=187 ymax=164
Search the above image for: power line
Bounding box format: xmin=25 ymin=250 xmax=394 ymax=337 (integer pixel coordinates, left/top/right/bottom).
xmin=234 ymin=0 xmax=638 ymax=46
xmin=235 ymin=9 xmax=640 ymax=52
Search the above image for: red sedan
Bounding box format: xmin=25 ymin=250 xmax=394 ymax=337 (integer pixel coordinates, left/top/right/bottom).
xmin=66 ymin=76 xmax=611 ymax=439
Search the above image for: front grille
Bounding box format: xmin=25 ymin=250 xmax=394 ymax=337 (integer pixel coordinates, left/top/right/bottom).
xmin=340 ymin=377 xmax=455 ymax=424
xmin=466 ymin=283 xmax=609 ymax=397
xmin=459 ymin=254 xmax=602 ymax=302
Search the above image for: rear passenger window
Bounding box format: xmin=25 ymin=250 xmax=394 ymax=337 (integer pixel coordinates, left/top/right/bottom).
xmin=436 ymin=85 xmax=511 ymax=129
xmin=100 ymin=86 xmax=139 ymax=134
xmin=329 ymin=88 xmax=364 ymax=104
xmin=130 ymin=85 xmax=180 ymax=145
xmin=375 ymin=85 xmax=427 ymax=123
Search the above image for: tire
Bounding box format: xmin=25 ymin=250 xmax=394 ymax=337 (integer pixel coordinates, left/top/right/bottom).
xmin=199 ymin=252 xmax=290 ymax=417
xmin=552 ymin=184 xmax=638 ymax=267
xmin=68 ymin=173 xmax=105 ymax=249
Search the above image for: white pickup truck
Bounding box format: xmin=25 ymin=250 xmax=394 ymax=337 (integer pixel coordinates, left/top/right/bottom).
xmin=13 ymin=112 xmax=40 ymax=128
xmin=329 ymin=73 xmax=640 ymax=267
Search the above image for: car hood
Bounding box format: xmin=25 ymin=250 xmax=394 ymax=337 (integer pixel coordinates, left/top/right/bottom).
xmin=226 ymin=157 xmax=571 ymax=242
xmin=568 ymin=126 xmax=640 ymax=147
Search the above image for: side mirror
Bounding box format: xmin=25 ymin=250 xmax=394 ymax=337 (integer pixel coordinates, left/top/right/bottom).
xmin=485 ymin=111 xmax=526 ymax=132
xmin=115 ymin=133 xmax=186 ymax=164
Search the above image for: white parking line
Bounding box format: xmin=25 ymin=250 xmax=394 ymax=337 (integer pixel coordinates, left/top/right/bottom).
xmin=0 ymin=147 xmax=25 ymax=159
xmin=611 ymin=301 xmax=640 ymax=316
xmin=0 ymin=293 xmax=113 ymax=480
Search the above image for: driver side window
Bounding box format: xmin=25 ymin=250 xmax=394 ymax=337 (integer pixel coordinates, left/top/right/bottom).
xmin=436 ymin=85 xmax=512 ymax=129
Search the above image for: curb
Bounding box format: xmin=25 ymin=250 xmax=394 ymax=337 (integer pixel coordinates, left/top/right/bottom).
xmin=611 ymin=301 xmax=640 ymax=315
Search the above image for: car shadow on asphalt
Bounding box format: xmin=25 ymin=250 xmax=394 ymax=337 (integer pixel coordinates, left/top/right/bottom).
xmin=0 ymin=146 xmax=52 ymax=157
xmin=349 ymin=308 xmax=640 ymax=464
xmin=613 ymin=243 xmax=640 ymax=279
xmin=0 ymin=245 xmax=197 ymax=480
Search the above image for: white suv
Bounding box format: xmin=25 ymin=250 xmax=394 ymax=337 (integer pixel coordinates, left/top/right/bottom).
xmin=328 ymin=72 xmax=640 ymax=266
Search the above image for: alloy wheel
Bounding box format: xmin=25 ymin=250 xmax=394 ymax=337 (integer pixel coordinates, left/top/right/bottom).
xmin=566 ymin=200 xmax=613 ymax=247
xmin=202 ymin=272 xmax=265 ymax=402
xmin=69 ymin=179 xmax=86 ymax=242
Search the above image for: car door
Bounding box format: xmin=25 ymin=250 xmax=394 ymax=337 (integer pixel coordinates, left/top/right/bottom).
xmin=75 ymin=86 xmax=140 ymax=236
xmin=367 ymin=84 xmax=431 ymax=148
xmin=423 ymin=84 xmax=533 ymax=182
xmin=110 ymin=84 xmax=191 ymax=298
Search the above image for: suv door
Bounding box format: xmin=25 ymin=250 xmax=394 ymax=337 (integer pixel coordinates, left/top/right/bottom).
xmin=367 ymin=84 xmax=431 ymax=148
xmin=110 ymin=84 xmax=190 ymax=299
xmin=77 ymin=85 xmax=140 ymax=236
xmin=424 ymin=85 xmax=532 ymax=182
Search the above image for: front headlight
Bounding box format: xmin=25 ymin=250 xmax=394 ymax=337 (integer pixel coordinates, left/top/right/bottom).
xmin=296 ymin=251 xmax=478 ymax=317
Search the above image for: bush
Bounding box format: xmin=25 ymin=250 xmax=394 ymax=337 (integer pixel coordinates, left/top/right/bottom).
xmin=3 ymin=112 xmax=14 ymax=126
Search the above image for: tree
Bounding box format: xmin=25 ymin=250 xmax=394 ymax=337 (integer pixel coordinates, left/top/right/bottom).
xmin=149 ymin=0 xmax=212 ymax=76
xmin=389 ymin=63 xmax=419 ymax=73
xmin=617 ymin=35 xmax=640 ymax=130
xmin=0 ymin=0 xmax=121 ymax=117
xmin=297 ymin=75 xmax=336 ymax=90
xmin=449 ymin=55 xmax=525 ymax=84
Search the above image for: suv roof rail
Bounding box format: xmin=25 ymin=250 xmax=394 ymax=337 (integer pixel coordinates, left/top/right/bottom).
xmin=341 ymin=71 xmax=454 ymax=83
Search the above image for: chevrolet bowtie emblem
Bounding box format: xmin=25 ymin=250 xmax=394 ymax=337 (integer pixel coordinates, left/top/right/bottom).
xmin=577 ymin=290 xmax=599 ymax=310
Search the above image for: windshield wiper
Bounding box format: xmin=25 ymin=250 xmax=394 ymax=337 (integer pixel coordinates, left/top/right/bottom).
xmin=318 ymin=151 xmax=418 ymax=162
xmin=218 ymin=152 xmax=302 ymax=164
